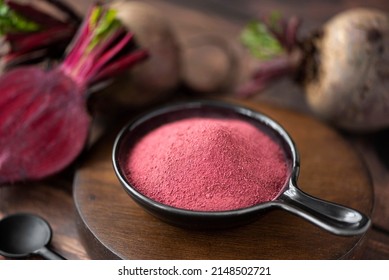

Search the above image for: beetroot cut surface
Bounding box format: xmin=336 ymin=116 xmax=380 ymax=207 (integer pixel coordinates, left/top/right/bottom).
xmin=0 ymin=67 xmax=89 ymax=183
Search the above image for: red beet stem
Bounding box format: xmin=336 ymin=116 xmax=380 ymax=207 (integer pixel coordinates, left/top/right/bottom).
xmin=260 ymin=14 xmax=301 ymax=52
xmin=59 ymin=5 xmax=148 ymax=88
xmin=90 ymin=49 xmax=149 ymax=84
xmin=86 ymin=33 xmax=134 ymax=78
xmin=260 ymin=14 xmax=288 ymax=48
xmin=5 ymin=0 xmax=66 ymax=26
xmin=284 ymin=17 xmax=301 ymax=51
xmin=59 ymin=14 xmax=91 ymax=70
xmin=5 ymin=25 xmax=75 ymax=53
xmin=2 ymin=49 xmax=48 ymax=66
xmin=237 ymin=56 xmax=296 ymax=98
xmin=67 ymin=28 xmax=129 ymax=82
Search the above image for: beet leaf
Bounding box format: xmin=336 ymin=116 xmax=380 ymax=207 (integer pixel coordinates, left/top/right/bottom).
xmin=1 ymin=0 xmax=79 ymax=67
xmin=238 ymin=13 xmax=301 ymax=97
xmin=0 ymin=0 xmax=41 ymax=34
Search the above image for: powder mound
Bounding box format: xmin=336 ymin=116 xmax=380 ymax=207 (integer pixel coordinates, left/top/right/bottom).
xmin=126 ymin=117 xmax=289 ymax=211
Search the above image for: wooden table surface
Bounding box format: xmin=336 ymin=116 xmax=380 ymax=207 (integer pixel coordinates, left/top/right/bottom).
xmin=1 ymin=0 xmax=389 ymax=260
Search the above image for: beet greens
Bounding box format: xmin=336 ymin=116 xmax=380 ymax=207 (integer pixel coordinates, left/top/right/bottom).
xmin=0 ymin=0 xmax=79 ymax=68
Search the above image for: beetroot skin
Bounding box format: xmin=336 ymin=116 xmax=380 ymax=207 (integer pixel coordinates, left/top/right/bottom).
xmin=0 ymin=67 xmax=89 ymax=183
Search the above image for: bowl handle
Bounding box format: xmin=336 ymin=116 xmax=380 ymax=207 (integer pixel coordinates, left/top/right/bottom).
xmin=277 ymin=182 xmax=371 ymax=236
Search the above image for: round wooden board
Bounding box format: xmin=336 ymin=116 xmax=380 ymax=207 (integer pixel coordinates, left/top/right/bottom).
xmin=73 ymin=100 xmax=374 ymax=259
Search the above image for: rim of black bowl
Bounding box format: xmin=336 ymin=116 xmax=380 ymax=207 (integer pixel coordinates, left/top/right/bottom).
xmin=112 ymin=100 xmax=300 ymax=218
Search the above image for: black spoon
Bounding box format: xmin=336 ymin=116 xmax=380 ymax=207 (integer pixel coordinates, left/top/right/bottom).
xmin=0 ymin=213 xmax=65 ymax=260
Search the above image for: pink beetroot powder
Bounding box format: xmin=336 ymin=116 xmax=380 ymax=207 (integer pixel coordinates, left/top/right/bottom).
xmin=125 ymin=117 xmax=289 ymax=211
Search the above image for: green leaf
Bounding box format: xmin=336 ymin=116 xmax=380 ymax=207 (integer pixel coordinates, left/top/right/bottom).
xmin=240 ymin=20 xmax=283 ymax=60
xmin=0 ymin=0 xmax=40 ymax=35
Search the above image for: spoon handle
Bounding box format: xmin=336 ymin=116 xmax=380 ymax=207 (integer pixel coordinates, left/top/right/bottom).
xmin=278 ymin=182 xmax=371 ymax=236
xmin=38 ymin=247 xmax=66 ymax=260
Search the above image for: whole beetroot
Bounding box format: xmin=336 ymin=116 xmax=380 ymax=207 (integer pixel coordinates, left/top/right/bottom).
xmin=239 ymin=8 xmax=389 ymax=132
xmin=304 ymin=8 xmax=389 ymax=131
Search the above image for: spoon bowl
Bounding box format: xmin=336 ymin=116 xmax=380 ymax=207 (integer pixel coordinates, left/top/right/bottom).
xmin=0 ymin=213 xmax=65 ymax=260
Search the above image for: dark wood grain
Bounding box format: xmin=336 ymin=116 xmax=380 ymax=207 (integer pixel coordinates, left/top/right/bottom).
xmin=0 ymin=173 xmax=89 ymax=260
xmin=351 ymin=138 xmax=389 ymax=230
xmin=73 ymin=100 xmax=373 ymax=259
xmin=362 ymin=227 xmax=389 ymax=259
